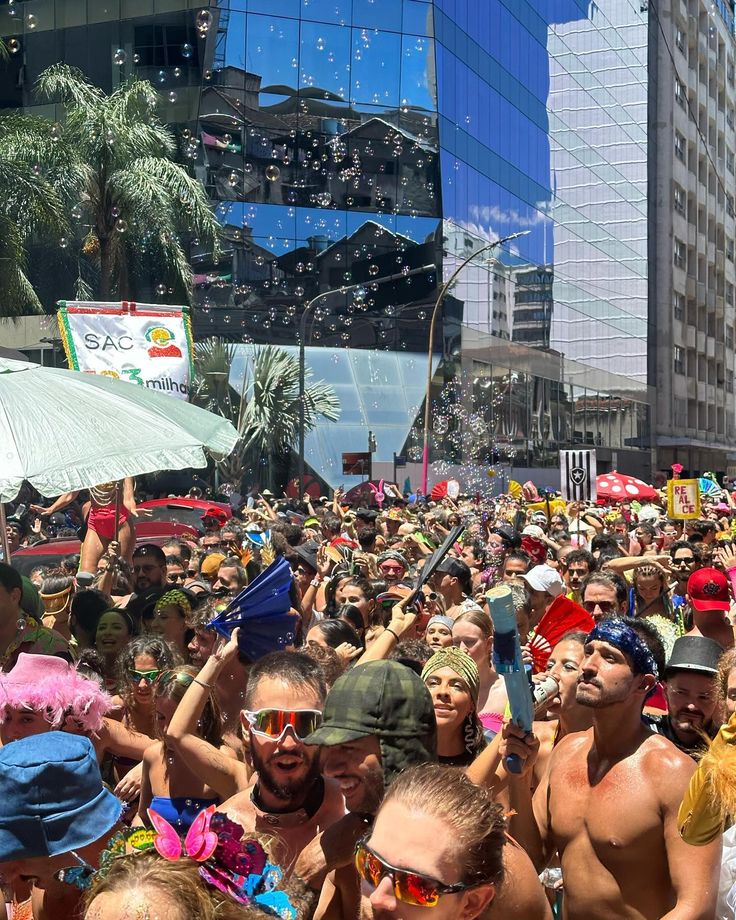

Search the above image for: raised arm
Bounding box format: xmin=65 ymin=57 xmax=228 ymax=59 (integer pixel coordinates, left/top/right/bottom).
xmin=465 ymin=728 xmax=505 ymax=793
xmin=164 ymin=629 xmax=247 ymax=799
xmin=31 ymin=491 xmax=79 ymax=516
xmin=500 ymin=721 xmax=550 ymax=872
xmin=660 ymin=751 xmax=720 ymax=920
xmin=353 ymin=596 xmax=418 ymax=665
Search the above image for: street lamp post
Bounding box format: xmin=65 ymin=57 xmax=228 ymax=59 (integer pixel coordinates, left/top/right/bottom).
xmin=420 ymin=230 xmax=530 ymax=496
xmin=298 ymin=263 xmax=436 ymax=495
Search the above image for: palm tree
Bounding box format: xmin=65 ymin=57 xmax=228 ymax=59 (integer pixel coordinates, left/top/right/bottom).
xmin=28 ymin=63 xmax=220 ymax=303
xmin=193 ymin=339 xmax=341 ymax=490
xmin=0 ymin=111 xmax=70 ymax=316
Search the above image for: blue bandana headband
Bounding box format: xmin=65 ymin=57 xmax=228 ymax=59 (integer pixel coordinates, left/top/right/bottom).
xmin=587 ymin=619 xmax=659 ymax=681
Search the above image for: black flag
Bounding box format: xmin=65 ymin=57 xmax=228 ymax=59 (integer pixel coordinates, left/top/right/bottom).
xmin=560 ymin=450 xmax=597 ymax=502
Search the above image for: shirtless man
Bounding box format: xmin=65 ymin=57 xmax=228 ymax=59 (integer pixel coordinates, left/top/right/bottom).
xmin=504 ymin=616 xmax=720 ymax=920
xmin=165 ymin=631 xmax=346 ymax=869
xmin=296 ymin=659 xmax=551 ymax=920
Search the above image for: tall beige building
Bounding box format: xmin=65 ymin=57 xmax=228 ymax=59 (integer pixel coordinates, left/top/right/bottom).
xmin=653 ymin=0 xmax=736 ymax=475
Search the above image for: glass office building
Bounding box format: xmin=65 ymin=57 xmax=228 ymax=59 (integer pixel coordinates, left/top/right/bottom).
xmin=1 ymin=0 xmax=654 ymax=489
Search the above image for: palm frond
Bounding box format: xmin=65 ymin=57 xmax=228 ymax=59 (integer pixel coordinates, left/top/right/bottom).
xmin=35 ymin=63 xmax=103 ymax=112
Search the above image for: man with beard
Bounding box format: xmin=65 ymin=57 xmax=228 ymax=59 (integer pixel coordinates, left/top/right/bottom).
xmin=126 ymin=544 xmax=168 ymax=621
xmin=504 ymin=617 xmax=720 ymax=920
xmin=166 ymin=637 xmax=346 ymax=868
xmin=376 ymin=550 xmax=410 ymax=587
xmin=649 ymin=635 xmax=723 ymax=758
xmin=297 ymin=659 xmax=551 ymax=919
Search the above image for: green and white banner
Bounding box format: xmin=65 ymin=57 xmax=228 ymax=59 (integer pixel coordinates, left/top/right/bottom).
xmin=57 ymin=301 xmax=194 ymax=400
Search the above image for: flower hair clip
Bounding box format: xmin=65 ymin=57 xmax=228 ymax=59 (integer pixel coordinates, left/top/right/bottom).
xmin=147 ymin=808 xmax=297 ymax=918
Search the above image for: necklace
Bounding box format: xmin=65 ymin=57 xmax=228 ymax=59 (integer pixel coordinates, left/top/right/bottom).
xmin=89 ymin=482 xmax=117 ymax=506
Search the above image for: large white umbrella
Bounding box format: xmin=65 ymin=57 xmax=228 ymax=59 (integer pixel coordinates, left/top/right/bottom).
xmin=0 ymin=357 xmax=238 ymax=502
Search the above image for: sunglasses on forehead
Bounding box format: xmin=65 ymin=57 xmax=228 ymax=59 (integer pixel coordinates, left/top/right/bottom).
xmin=243 ymin=708 xmax=322 ymax=742
xmin=355 ymin=838 xmax=476 ymax=908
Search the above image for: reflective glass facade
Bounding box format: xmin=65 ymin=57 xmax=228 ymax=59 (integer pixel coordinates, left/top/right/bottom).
xmin=1 ymin=0 xmax=654 ymax=488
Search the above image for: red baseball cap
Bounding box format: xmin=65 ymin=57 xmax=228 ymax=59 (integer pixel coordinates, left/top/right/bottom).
xmin=687 ymin=567 xmax=731 ymax=612
xmin=201 ymin=506 xmax=228 ymax=526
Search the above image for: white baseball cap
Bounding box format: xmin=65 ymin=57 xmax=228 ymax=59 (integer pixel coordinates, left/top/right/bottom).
xmin=520 ymin=565 xmax=565 ymax=597
xmin=522 ymin=524 xmax=545 ymax=538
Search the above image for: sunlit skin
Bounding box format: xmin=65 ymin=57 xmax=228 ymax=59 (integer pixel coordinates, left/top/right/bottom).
xmin=451 ymin=622 xmax=505 ymax=717
xmin=366 ymin=801 xmax=495 ymax=919
xmin=95 ymin=611 xmax=132 ymax=659
xmin=131 ymin=558 xmax=166 ymax=591
xmin=502 ymin=557 xmax=529 ymax=583
xmin=322 ymin=734 xmax=385 ymax=815
xmin=424 ymin=666 xmax=474 ymax=758
xmin=148 ymin=605 xmax=187 ymax=651
xmin=545 ymin=639 xmax=586 ymax=717
xmin=240 ymin=676 xmax=323 ymax=807
xmin=565 ymin=563 xmax=590 ymax=594
xmin=581 ymin=582 xmax=622 ymax=622
xmin=188 ymin=627 xmax=217 ymax=668
xmin=576 ymin=640 xmax=649 ymax=707
xmin=671 ymin=548 xmax=697 ymax=587
xmin=664 ymin=672 xmax=718 ymax=744
xmin=213 ymin=565 xmax=242 ymax=594
xmin=727 ymin=668 xmax=736 ymax=717
xmin=0 ymin=707 xmax=53 ymax=744
xmin=635 ymin=574 xmax=664 ymax=606
xmin=128 ymin=653 xmax=160 ymax=709
xmin=86 ymin=888 xmax=182 ymax=920
xmin=166 ymin=561 xmax=186 ymax=585
xmin=336 ymin=584 xmax=374 ymax=625
xmin=426 ymin=622 xmax=453 ymax=649
xmin=378 ymin=562 xmax=406 ymax=586
xmin=306 ymin=625 xmax=330 ymax=648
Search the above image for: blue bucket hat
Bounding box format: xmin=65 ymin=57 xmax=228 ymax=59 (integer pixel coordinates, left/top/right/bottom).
xmin=0 ymin=732 xmax=122 ymax=861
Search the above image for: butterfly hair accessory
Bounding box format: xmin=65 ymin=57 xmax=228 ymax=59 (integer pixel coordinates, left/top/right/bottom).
xmin=148 ymin=805 xmax=218 ymax=861
xmin=147 ymin=808 xmax=297 ymax=918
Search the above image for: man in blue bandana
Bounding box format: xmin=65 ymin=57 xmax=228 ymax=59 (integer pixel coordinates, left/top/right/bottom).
xmin=503 ymin=616 xmax=721 ymax=920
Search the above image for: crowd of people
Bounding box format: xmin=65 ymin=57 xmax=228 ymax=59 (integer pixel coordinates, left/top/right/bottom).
xmin=3 ymin=480 xmax=736 ymax=918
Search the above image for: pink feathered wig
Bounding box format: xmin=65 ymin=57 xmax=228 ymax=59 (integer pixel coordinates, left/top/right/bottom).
xmin=0 ymin=653 xmax=112 ymax=734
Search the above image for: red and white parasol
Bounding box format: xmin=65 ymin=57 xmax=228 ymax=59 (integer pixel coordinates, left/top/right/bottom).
xmin=595 ymin=471 xmax=658 ymax=502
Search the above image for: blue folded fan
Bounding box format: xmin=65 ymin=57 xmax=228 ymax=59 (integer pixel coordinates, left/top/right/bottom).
xmin=207 ymin=555 xmax=296 ymax=660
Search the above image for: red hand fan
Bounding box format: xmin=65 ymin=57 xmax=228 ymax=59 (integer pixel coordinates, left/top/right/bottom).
xmin=527 ymin=594 xmax=594 ymax=673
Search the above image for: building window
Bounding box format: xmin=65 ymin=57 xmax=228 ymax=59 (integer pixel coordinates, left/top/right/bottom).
xmin=728 ymin=283 xmax=734 ymax=306
xmin=676 ymin=26 xmax=686 ymax=53
xmin=729 ymin=58 xmax=735 ymax=85
xmin=728 ymin=371 xmax=734 ymax=394
xmin=674 ymin=292 xmax=685 ymax=320
xmin=674 ymin=238 xmax=687 ymax=269
xmin=729 ymin=107 xmax=736 ymax=130
xmin=728 ymin=240 xmax=734 ymax=262
xmin=675 ymin=131 xmax=686 ymax=162
xmin=674 ymin=345 xmax=685 ymax=375
xmin=674 ymin=184 xmax=686 ymax=215
xmin=728 ymin=326 xmax=735 ymax=349
xmin=675 ymin=76 xmax=686 ymax=108
xmin=728 ymin=194 xmax=735 ymax=218
xmin=729 ymin=150 xmax=735 ymax=175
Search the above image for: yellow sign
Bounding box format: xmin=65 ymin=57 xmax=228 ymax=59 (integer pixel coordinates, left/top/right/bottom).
xmin=667 ymin=479 xmax=701 ymax=519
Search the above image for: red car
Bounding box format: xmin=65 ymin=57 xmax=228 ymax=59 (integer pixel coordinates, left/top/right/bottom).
xmin=11 ymin=519 xmax=198 ymax=576
xmin=138 ymin=498 xmax=232 ymax=533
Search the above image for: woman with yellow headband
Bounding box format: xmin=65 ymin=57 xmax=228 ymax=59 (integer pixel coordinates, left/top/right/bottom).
xmin=421 ymin=646 xmax=487 ymax=767
xmin=147 ymin=589 xmax=192 ymax=659
xmin=39 ymin=573 xmax=75 ymax=641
